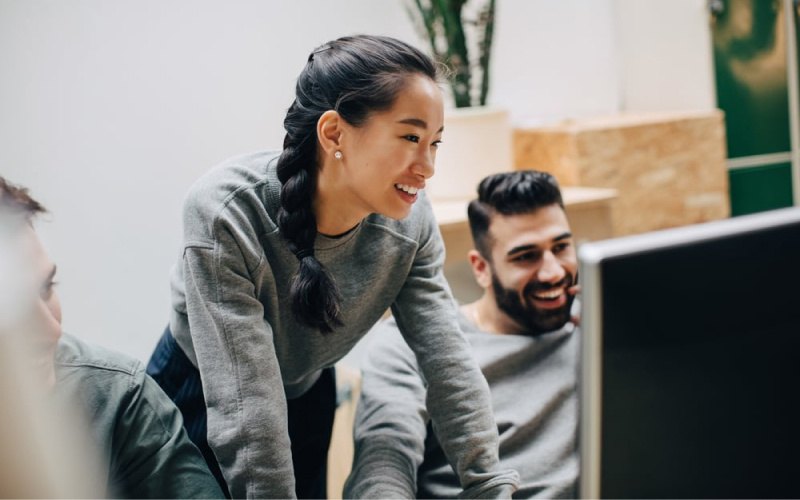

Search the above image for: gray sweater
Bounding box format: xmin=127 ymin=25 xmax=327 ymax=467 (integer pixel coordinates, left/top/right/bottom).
xmin=169 ymin=151 xmax=518 ymax=499
xmin=347 ymin=312 xmax=578 ymax=499
xmin=55 ymin=333 xmax=224 ymax=499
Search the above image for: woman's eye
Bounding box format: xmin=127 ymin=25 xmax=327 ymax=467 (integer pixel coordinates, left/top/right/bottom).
xmin=403 ymin=135 xmax=420 ymax=143
xmin=432 ymin=140 xmax=442 ymax=149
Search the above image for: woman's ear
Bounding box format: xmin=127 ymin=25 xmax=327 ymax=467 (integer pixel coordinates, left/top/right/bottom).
xmin=468 ymin=249 xmax=493 ymax=289
xmin=317 ymin=110 xmax=343 ymax=157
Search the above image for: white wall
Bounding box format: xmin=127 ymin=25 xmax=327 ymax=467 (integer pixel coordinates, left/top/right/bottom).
xmin=0 ymin=0 xmax=419 ymax=362
xmin=490 ymin=0 xmax=716 ymax=125
xmin=612 ymin=0 xmax=717 ymax=113
xmin=0 ymin=0 xmax=715 ymax=362
xmin=492 ymin=0 xmax=622 ymax=126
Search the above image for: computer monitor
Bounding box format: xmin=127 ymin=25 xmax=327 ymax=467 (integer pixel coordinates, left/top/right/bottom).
xmin=578 ymin=206 xmax=800 ymax=499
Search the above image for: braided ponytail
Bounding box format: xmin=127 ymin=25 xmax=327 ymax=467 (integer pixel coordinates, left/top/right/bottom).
xmin=277 ymin=105 xmax=343 ymax=333
xmin=277 ymin=35 xmax=440 ymax=333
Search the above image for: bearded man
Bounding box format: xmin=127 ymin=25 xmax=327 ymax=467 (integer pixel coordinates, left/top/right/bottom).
xmin=345 ymin=170 xmax=580 ymax=499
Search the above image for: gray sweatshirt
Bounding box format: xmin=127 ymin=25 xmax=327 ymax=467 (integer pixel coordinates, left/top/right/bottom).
xmin=347 ymin=312 xmax=578 ymax=499
xmin=168 ymin=151 xmax=519 ymax=499
xmin=55 ymin=333 xmax=224 ymax=499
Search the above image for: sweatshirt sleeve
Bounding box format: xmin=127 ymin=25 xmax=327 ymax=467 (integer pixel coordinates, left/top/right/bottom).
xmin=343 ymin=321 xmax=429 ymax=499
xmin=182 ymin=218 xmax=296 ymax=499
xmin=351 ymin=200 xmax=519 ymax=499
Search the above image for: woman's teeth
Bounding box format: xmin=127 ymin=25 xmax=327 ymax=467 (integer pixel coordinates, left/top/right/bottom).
xmin=395 ymin=184 xmax=418 ymax=195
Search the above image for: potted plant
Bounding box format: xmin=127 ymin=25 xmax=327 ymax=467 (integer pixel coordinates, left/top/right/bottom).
xmin=406 ymin=0 xmax=496 ymax=108
xmin=405 ymin=0 xmax=512 ymax=201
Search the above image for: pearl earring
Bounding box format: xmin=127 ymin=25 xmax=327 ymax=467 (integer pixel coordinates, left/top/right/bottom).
xmin=334 ymin=151 xmax=342 ymax=159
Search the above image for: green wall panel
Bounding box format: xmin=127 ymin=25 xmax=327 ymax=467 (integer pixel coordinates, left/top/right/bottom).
xmin=713 ymin=0 xmax=792 ymax=159
xmin=788 ymin=0 xmax=800 ymax=126
xmin=729 ymin=163 xmax=794 ymax=216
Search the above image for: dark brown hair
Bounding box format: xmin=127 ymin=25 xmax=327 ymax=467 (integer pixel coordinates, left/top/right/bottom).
xmin=0 ymin=176 xmax=47 ymax=223
xmin=468 ymin=170 xmax=564 ymax=260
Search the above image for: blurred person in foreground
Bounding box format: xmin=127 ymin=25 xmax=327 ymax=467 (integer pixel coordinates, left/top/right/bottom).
xmin=0 ymin=176 xmax=224 ymax=499
xmin=345 ymin=170 xmax=580 ymax=498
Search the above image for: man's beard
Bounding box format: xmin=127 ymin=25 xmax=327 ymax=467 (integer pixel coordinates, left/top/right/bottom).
xmin=491 ymin=271 xmax=576 ymax=336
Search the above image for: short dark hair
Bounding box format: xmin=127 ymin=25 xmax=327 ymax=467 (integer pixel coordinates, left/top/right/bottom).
xmin=0 ymin=176 xmax=47 ymax=224
xmin=467 ymin=170 xmax=564 ymax=259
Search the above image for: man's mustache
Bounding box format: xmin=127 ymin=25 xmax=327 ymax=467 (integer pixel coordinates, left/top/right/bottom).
xmin=523 ymin=275 xmax=573 ymax=295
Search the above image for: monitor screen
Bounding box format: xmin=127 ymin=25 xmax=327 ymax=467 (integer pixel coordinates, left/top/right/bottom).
xmin=578 ymin=207 xmax=800 ymax=499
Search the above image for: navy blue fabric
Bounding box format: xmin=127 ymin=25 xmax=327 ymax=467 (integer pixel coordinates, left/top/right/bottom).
xmin=146 ymin=326 xmax=335 ymax=499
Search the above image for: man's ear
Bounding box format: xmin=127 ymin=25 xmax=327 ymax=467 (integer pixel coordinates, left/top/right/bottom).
xmin=468 ymin=249 xmax=492 ymax=289
xmin=317 ymin=110 xmax=343 ymax=158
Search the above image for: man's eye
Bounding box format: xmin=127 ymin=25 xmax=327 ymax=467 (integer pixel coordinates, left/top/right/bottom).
xmin=41 ymin=281 xmax=57 ymax=299
xmin=513 ymin=253 xmax=536 ymax=262
xmin=554 ymin=243 xmax=570 ymax=253
xmin=403 ymin=135 xmax=420 ymax=143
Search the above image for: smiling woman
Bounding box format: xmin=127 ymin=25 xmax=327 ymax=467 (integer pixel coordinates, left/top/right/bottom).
xmin=144 ymin=34 xmax=519 ymax=499
xmin=314 ymin=74 xmax=444 ymax=231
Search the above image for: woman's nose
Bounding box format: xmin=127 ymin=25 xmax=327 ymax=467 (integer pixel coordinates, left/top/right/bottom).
xmin=412 ymin=148 xmax=435 ymax=180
